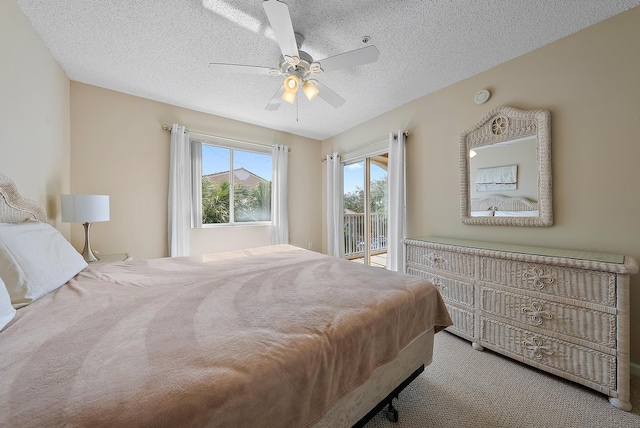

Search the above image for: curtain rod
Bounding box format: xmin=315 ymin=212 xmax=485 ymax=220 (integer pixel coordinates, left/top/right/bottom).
xmin=161 ymin=124 xmax=291 ymax=152
xmin=320 ymin=131 xmax=409 ymax=162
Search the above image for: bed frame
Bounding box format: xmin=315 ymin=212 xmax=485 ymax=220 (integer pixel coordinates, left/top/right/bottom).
xmin=470 ymin=194 xmax=538 ymax=214
xmin=0 ymin=171 xmax=436 ymax=427
xmin=353 ymin=365 xmax=424 ymax=427
xmin=318 ymin=328 xmax=434 ymax=427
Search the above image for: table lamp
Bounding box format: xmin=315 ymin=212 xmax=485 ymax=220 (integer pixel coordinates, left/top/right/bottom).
xmin=61 ymin=194 xmax=110 ymax=262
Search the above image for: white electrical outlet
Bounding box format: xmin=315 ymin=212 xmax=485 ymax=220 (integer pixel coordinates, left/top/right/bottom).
xmin=308 ymin=243 xmax=313 ymax=250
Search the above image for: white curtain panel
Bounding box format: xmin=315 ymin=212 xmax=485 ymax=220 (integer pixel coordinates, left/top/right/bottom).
xmin=326 ymin=153 xmax=344 ymax=258
xmin=271 ymin=144 xmax=289 ymax=245
xmin=387 ymin=131 xmax=406 ymax=271
xmin=190 ymin=140 xmax=203 ymax=228
xmin=168 ymin=124 xmax=191 ymax=257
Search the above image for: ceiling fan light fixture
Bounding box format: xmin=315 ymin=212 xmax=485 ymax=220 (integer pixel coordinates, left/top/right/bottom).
xmin=302 ymin=80 xmax=319 ymax=101
xmin=281 ymin=89 xmax=297 ymax=104
xmin=283 ymin=75 xmax=299 ymax=93
xmin=209 ymin=0 xmax=378 ymax=112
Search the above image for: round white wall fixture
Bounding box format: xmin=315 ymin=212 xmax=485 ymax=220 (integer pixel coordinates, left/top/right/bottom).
xmin=474 ymin=89 xmax=491 ymax=104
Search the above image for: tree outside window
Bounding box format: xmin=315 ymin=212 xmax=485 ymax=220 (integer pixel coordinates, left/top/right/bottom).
xmin=200 ymin=144 xmax=272 ymax=225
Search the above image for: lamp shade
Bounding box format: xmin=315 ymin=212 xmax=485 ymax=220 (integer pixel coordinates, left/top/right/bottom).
xmin=283 ymin=75 xmax=299 ymax=93
xmin=61 ymin=195 xmax=110 ymax=223
xmin=281 ymin=89 xmax=297 ymax=104
xmin=302 ymin=80 xmax=319 ymax=101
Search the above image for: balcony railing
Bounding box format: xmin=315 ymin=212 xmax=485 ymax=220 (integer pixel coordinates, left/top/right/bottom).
xmin=344 ymin=212 xmax=388 ymax=258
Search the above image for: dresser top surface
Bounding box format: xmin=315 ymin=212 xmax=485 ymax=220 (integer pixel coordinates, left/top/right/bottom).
xmin=406 ymin=236 xmax=625 ymax=264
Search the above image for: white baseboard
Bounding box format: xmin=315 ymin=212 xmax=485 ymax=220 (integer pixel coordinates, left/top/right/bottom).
xmin=631 ymin=362 xmax=640 ymax=377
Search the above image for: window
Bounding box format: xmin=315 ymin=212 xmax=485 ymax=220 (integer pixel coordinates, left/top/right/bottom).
xmin=192 ymin=140 xmax=272 ymax=226
xmin=343 ymin=154 xmax=388 ymax=267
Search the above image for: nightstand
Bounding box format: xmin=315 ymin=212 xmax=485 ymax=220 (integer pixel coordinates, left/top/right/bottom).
xmin=89 ymin=253 xmax=132 ymax=264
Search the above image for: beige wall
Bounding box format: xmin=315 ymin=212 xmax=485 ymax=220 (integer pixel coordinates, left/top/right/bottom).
xmin=0 ymin=0 xmax=70 ymax=236
xmin=323 ymin=8 xmax=640 ymax=363
xmin=70 ymin=82 xmax=322 ymax=260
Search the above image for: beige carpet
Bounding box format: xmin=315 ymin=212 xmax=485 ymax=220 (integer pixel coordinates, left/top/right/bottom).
xmin=365 ymin=331 xmax=640 ymax=428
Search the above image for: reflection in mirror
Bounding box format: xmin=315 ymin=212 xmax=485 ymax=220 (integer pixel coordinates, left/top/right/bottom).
xmin=470 ymin=136 xmax=537 ymax=217
xmin=460 ymin=106 xmax=552 ymax=226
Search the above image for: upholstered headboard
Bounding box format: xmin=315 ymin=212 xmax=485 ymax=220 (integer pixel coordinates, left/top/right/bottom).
xmin=0 ymin=172 xmax=47 ymax=223
xmin=470 ymin=194 xmax=538 ymax=213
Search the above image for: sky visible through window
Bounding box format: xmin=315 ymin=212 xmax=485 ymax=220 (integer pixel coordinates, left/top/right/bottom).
xmin=202 ymin=144 xmax=384 ymax=192
xmin=202 ymin=144 xmax=272 ymax=181
xmin=343 ymin=161 xmax=386 ymax=193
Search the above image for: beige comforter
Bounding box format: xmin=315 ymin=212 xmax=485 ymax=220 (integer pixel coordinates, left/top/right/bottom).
xmin=0 ymin=245 xmax=451 ymax=427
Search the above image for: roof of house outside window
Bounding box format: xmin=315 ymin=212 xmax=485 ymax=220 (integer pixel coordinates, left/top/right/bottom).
xmin=204 ymin=168 xmax=268 ymax=187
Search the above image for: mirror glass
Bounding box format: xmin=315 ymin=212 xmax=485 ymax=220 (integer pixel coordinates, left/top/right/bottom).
xmin=460 ymin=106 xmax=552 ymax=226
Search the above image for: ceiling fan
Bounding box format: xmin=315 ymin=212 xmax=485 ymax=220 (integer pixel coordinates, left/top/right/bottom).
xmin=208 ymin=0 xmax=379 ymax=111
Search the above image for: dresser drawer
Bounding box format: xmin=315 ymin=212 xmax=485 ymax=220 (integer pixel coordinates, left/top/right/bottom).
xmin=479 ymin=258 xmax=616 ymax=306
xmin=404 ymin=237 xmax=637 ymax=409
xmin=406 ymin=269 xmax=474 ymax=308
xmin=444 ymin=304 xmax=474 ymax=338
xmin=406 ymin=245 xmax=475 ymax=278
xmin=480 ymin=288 xmax=616 ymax=348
xmin=481 ymin=318 xmax=616 ymax=391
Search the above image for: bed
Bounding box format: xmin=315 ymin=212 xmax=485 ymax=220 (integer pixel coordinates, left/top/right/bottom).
xmin=0 ymin=172 xmax=452 ymax=427
xmin=470 ymin=194 xmax=539 ymax=217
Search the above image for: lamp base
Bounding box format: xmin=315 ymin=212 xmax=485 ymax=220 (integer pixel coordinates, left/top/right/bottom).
xmin=82 ymin=222 xmax=99 ymax=263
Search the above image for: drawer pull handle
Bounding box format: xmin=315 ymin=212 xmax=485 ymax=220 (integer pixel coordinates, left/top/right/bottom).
xmin=522 ymin=336 xmax=553 ymax=360
xmin=423 ymin=252 xmax=446 ymax=267
xmin=426 ymin=276 xmax=448 ymax=294
xmin=522 ymin=266 xmax=555 ymax=289
xmin=521 ymin=302 xmax=553 ymax=325
xmin=433 ymin=280 xmax=447 ymax=292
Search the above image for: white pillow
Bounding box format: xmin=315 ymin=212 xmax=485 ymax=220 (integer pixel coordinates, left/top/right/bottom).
xmin=0 ymin=277 xmax=16 ymax=331
xmin=495 ymin=210 xmax=539 ymax=217
xmin=0 ymin=220 xmax=88 ymax=308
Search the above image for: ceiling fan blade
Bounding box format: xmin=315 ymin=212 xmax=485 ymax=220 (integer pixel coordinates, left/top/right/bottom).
xmin=262 ymin=0 xmax=299 ymax=60
xmin=265 ymin=86 xmax=284 ymax=111
xmin=317 ymin=45 xmax=380 ymax=73
xmin=209 ymin=63 xmax=277 ymax=75
xmin=315 ymin=81 xmax=346 ymax=108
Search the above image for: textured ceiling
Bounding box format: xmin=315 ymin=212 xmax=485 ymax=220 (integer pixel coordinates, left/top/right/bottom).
xmin=15 ymin=0 xmax=640 ymax=140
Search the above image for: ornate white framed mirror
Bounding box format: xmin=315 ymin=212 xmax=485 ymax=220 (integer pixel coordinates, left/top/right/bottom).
xmin=460 ymin=106 xmax=552 ymax=226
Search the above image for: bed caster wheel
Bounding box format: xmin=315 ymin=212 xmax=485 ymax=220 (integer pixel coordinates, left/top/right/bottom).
xmin=385 ymin=404 xmax=399 ymax=423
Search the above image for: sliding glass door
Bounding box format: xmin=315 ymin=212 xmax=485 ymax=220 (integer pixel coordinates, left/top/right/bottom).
xmin=343 ymin=154 xmax=388 ymax=267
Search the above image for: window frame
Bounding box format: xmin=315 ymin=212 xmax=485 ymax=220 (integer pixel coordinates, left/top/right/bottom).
xmin=191 ymin=136 xmax=273 ymax=228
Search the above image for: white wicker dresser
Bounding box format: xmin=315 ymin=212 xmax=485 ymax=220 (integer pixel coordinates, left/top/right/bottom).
xmin=404 ymin=236 xmax=638 ymax=411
